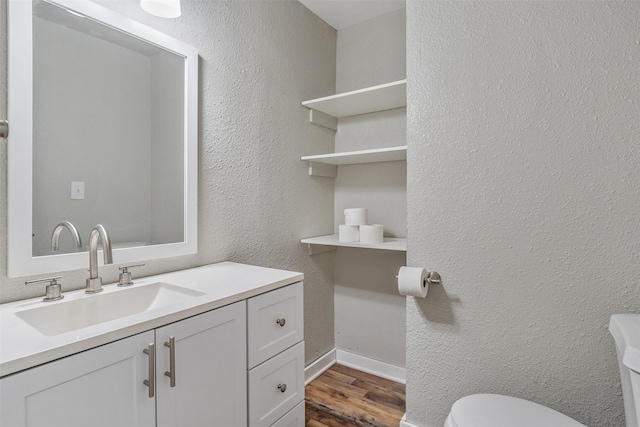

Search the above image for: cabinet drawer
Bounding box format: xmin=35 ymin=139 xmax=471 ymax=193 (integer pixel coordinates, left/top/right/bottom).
xmin=248 ymin=342 xmax=305 ymax=427
xmin=248 ymin=282 xmax=303 ymax=368
xmin=271 ymin=401 xmax=305 ymax=427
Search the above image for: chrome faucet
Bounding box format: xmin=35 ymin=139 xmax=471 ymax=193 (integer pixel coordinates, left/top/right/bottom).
xmin=86 ymin=224 xmax=113 ymax=294
xmin=50 ymin=221 xmax=82 ymax=252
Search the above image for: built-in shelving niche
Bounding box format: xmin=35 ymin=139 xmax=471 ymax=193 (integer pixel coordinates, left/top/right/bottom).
xmin=300 ymin=80 xmax=407 ymax=254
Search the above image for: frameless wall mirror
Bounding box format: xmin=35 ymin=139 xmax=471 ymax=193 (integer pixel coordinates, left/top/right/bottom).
xmin=7 ymin=0 xmax=198 ymax=277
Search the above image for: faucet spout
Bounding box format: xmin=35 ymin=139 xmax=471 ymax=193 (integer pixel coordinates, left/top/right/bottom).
xmin=50 ymin=221 xmax=83 ymax=252
xmin=86 ymin=224 xmax=113 ymax=294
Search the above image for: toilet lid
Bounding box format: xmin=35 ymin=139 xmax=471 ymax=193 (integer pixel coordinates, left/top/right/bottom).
xmin=449 ymin=394 xmax=587 ymax=427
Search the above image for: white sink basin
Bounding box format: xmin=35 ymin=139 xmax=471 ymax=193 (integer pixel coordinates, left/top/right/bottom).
xmin=16 ymin=282 xmax=206 ymax=336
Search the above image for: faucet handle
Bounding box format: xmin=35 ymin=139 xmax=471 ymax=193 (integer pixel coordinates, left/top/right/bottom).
xmin=118 ymin=264 xmax=145 ymax=287
xmin=25 ymin=276 xmax=64 ymax=302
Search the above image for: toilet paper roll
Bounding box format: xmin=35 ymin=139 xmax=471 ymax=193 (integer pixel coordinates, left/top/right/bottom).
xmin=359 ymin=224 xmax=384 ymax=244
xmin=338 ymin=225 xmax=360 ymax=242
xmin=344 ymin=208 xmax=368 ymax=226
xmin=397 ymin=266 xmax=428 ymax=298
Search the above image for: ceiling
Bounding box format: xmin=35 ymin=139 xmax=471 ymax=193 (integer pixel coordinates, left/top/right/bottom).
xmin=297 ymin=0 xmax=405 ymax=30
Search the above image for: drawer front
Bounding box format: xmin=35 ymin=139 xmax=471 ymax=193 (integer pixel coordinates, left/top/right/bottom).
xmin=248 ymin=282 xmax=303 ymax=368
xmin=249 ymin=342 xmax=305 ymax=427
xmin=271 ymin=401 xmax=305 ymax=427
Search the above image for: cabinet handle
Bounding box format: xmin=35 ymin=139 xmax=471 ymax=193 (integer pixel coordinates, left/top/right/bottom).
xmin=164 ymin=336 xmax=176 ymax=387
xmin=278 ymin=383 xmax=287 ymax=393
xmin=143 ymin=343 xmax=155 ymax=398
xmin=276 ymin=318 xmax=286 ymax=327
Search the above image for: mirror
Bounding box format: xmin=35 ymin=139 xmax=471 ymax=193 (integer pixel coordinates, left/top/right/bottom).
xmin=8 ymin=0 xmax=198 ymax=277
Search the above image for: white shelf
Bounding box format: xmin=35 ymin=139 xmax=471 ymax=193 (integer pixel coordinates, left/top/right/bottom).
xmin=301 ymin=146 xmax=407 ymax=166
xmin=301 ymin=80 xmax=407 ymax=119
xmin=301 ymin=235 xmax=407 ymax=253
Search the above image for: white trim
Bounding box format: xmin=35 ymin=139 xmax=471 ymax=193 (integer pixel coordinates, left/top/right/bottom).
xmin=400 ymin=414 xmax=419 ymax=427
xmin=304 ymin=348 xmax=406 ymax=386
xmin=304 ymin=349 xmax=336 ymax=385
xmin=336 ymin=349 xmax=406 ymax=384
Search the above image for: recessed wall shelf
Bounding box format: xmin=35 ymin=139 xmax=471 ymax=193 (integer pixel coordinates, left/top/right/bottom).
xmin=301 ymin=235 xmax=407 ymax=255
xmin=302 ymin=146 xmax=407 ymax=166
xmin=302 ymin=146 xmax=407 ymax=178
xmin=301 ymin=80 xmax=407 ymax=130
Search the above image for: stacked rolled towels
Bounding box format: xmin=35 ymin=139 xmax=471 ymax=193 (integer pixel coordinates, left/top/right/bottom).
xmin=338 ymin=208 xmax=384 ymax=244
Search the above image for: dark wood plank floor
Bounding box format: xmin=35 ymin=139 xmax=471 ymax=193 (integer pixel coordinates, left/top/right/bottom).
xmin=305 ymin=364 xmax=406 ymax=427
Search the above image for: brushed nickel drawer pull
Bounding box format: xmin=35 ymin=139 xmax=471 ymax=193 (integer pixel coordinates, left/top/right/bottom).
xmin=164 ymin=336 xmax=176 ymax=387
xmin=276 ymin=318 xmax=286 ymax=327
xmin=278 ymin=383 xmax=287 ymax=393
xmin=0 ymin=120 xmax=8 ymax=139
xmin=143 ymin=343 xmax=155 ymax=398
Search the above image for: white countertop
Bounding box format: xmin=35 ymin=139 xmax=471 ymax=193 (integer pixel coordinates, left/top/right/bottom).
xmin=0 ymin=262 xmax=303 ymax=377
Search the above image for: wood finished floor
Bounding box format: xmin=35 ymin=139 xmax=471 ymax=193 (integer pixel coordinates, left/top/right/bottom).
xmin=305 ymin=364 xmax=406 ymax=427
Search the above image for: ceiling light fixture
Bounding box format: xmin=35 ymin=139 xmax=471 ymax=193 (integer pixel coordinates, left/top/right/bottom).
xmin=140 ymin=0 xmax=181 ymax=18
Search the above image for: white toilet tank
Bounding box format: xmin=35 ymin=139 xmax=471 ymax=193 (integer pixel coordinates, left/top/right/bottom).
xmin=610 ymin=314 xmax=640 ymax=427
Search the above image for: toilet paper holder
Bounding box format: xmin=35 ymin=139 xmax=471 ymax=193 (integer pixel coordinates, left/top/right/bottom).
xmin=396 ymin=270 xmax=442 ymax=285
xmin=425 ymin=271 xmax=441 ymax=285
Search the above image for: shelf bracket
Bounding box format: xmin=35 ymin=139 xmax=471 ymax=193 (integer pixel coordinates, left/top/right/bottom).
xmin=307 ymin=161 xmax=337 ymax=178
xmin=304 ymin=243 xmax=336 ymax=256
xmin=308 ymin=109 xmax=337 ymax=131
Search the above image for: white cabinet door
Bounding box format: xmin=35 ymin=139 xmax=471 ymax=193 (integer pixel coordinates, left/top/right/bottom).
xmin=0 ymin=331 xmax=155 ymax=427
xmin=156 ymin=301 xmax=247 ymax=427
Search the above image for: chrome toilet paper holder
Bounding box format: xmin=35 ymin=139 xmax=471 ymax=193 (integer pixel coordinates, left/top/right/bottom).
xmin=425 ymin=271 xmax=441 ymax=285
xmin=396 ymin=270 xmax=442 ymax=285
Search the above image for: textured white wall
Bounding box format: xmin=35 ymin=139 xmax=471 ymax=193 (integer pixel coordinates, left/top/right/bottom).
xmin=333 ymin=9 xmax=407 ymax=368
xmin=335 ymin=8 xmax=406 ymax=94
xmin=0 ymin=0 xmax=337 ymax=365
xmin=406 ymin=1 xmax=640 ymax=426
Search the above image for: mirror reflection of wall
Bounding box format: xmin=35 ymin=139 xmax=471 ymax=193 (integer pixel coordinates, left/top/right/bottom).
xmin=31 ymin=1 xmax=185 ymax=256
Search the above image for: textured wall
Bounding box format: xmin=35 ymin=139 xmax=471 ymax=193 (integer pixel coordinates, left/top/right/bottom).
xmin=335 ymin=8 xmax=406 ymax=94
xmin=333 ymin=9 xmax=407 ymax=368
xmin=406 ymin=1 xmax=640 ymax=426
xmin=0 ymin=0 xmax=337 ymax=366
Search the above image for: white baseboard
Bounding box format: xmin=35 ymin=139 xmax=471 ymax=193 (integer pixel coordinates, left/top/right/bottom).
xmin=304 ymin=348 xmax=407 ymax=386
xmin=399 ymin=413 xmax=419 ymax=427
xmin=304 ymin=348 xmax=336 ymax=385
xmin=335 ymin=349 xmax=406 ymax=384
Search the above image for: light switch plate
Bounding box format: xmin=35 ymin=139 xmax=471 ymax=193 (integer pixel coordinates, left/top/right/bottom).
xmin=71 ymin=181 xmax=85 ymax=200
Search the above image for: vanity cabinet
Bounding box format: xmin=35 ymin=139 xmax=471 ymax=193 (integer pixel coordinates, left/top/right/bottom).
xmin=0 ymin=261 xmax=305 ymax=427
xmin=0 ymin=301 xmax=247 ymax=427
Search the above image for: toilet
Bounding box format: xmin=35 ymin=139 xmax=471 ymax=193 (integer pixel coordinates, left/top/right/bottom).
xmin=444 ymin=314 xmax=640 ymax=427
